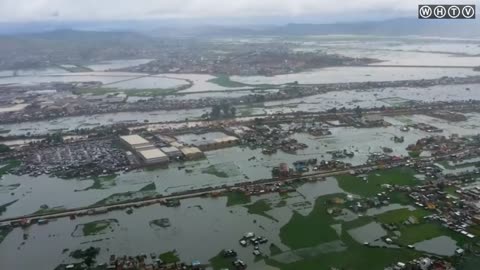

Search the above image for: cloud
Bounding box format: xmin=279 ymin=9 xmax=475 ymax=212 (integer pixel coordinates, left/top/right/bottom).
xmin=0 ymin=0 xmax=453 ymax=22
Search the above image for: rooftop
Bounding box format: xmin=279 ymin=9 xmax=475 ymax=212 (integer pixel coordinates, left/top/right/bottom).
xmin=120 ymin=135 xmax=150 ymax=146
xmin=160 ymin=146 xmax=181 ymax=153
xmin=138 ymin=148 xmax=167 ymax=160
xmin=180 ymin=147 xmax=202 ymax=155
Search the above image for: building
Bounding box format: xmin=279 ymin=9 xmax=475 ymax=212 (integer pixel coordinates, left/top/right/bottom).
xmin=137 ymin=148 xmax=169 ymax=165
xmin=176 ymin=132 xmax=239 ymax=151
xmin=180 ymin=147 xmax=204 ymax=160
xmin=120 ymin=135 xmax=153 ymax=151
xmin=363 ymin=115 xmax=384 ymax=125
xmin=160 ymin=146 xmax=182 ymax=159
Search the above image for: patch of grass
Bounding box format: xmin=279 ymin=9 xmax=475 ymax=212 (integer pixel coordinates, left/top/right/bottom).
xmin=0 ymin=160 xmax=21 ymax=176
xmin=226 ymin=191 xmax=251 ymax=207
xmin=0 ymin=199 xmax=18 ymax=216
xmin=209 ymin=251 xmax=234 ymax=270
xmin=269 ymin=243 xmax=283 ymax=256
xmin=91 ymin=183 xmax=158 ymax=207
xmin=33 ymin=206 xmax=66 ymax=215
xmin=280 ymin=195 xmax=340 ymax=249
xmin=267 ymin=193 xmax=425 ymax=270
xmin=375 ymin=208 xmax=430 ymax=224
xmin=389 ymin=192 xmax=412 ymax=205
xmin=275 ymin=200 xmax=287 ymax=208
xmin=159 ymin=251 xmax=180 ymax=264
xmin=408 ymin=151 xmax=422 ymax=158
xmin=0 ymin=226 xmax=13 ymax=244
xmin=208 ymin=74 xmax=250 ymax=88
xmin=202 ymin=165 xmax=229 ymax=178
xmin=468 ymin=225 xmax=480 ymax=237
xmin=245 ymin=199 xmax=278 ymax=222
xmin=82 ymin=220 xmax=114 ymax=236
xmin=80 ymin=175 xmax=117 ymax=191
xmin=396 ymin=223 xmax=447 ymax=245
xmin=336 ymin=167 xmax=418 ymax=197
xmin=139 ymin=182 xmax=156 ymax=192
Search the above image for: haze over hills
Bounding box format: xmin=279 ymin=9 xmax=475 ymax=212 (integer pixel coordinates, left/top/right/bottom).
xmin=0 ymin=18 xmax=479 ymax=38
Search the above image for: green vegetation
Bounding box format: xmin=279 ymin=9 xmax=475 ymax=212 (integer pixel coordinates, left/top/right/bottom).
xmin=202 ymin=165 xmax=229 ymax=178
xmin=0 ymin=159 xmax=21 ymax=176
xmin=209 ymin=251 xmax=233 ymax=270
xmin=269 ymin=243 xmax=283 ymax=256
xmin=408 ymin=151 xmax=422 ymax=158
xmin=280 ymin=195 xmax=340 ymax=249
xmin=268 ymin=193 xmax=422 ymax=270
xmin=0 ymin=144 xmax=11 ymax=153
xmin=226 ymin=191 xmax=251 ymax=207
xmin=207 ymin=74 xmax=250 ymax=88
xmin=92 ymin=183 xmax=158 ymax=207
xmin=33 ymin=206 xmax=66 ymax=215
xmin=375 ymin=208 xmax=430 ymax=224
xmin=389 ymin=192 xmax=412 ymax=205
xmin=159 ymin=251 xmax=180 ymax=264
xmin=0 ymin=226 xmax=13 ymax=244
xmin=336 ymin=167 xmax=418 ymax=197
xmin=80 ymin=219 xmax=118 ymax=236
xmin=275 ymin=200 xmax=287 ymax=208
xmin=244 ymin=199 xmax=278 ymax=222
xmin=396 ymin=223 xmax=448 ymax=245
xmin=139 ymin=182 xmax=156 ymax=192
xmin=80 ymin=175 xmax=117 ymax=191
xmin=0 ymin=200 xmax=18 ymax=216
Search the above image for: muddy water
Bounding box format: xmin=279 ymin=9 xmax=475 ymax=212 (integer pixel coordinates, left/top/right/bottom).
xmin=0 ymin=177 xmax=343 ymax=270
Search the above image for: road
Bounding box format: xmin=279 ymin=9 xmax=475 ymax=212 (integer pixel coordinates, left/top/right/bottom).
xmin=0 ymin=165 xmax=373 ymax=224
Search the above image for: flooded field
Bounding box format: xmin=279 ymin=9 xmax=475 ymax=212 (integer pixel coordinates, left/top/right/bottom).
xmin=230 ymin=66 xmax=477 ymax=85
xmin=2 ymin=113 xmax=480 ymax=219
xmin=1 ymin=37 xmax=480 ymax=270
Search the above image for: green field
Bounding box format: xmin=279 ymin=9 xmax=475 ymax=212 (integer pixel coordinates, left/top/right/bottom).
xmin=226 ymin=191 xmax=251 ymax=207
xmin=79 ymin=219 xmax=118 ymax=236
xmin=209 ymin=251 xmax=234 ymax=270
xmin=159 ymin=251 xmax=180 ymax=264
xmin=396 ymin=223 xmax=452 ymax=245
xmin=244 ymin=199 xmax=278 ymax=222
xmin=0 ymin=226 xmax=13 ymax=244
xmin=375 ymin=208 xmax=430 ymax=224
xmin=0 ymin=200 xmax=18 ymax=216
xmin=0 ymin=160 xmax=20 ymax=177
xmin=279 ymin=195 xmax=340 ymax=249
xmin=268 ymin=193 xmax=422 ymax=270
xmin=79 ymin=175 xmax=117 ymax=191
xmin=336 ymin=167 xmax=418 ymax=197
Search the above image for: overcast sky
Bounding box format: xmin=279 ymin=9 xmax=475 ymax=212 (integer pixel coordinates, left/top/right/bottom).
xmin=0 ymin=0 xmax=456 ymax=23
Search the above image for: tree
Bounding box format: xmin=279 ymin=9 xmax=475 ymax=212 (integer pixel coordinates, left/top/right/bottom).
xmin=221 ymin=103 xmax=230 ymax=116
xmin=211 ymin=105 xmax=221 ymax=118
xmin=230 ymin=107 xmax=236 ymax=116
xmin=0 ymin=144 xmax=11 ymax=153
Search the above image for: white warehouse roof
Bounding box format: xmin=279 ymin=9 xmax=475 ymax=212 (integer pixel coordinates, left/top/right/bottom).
xmin=120 ymin=135 xmax=150 ymax=146
xmin=138 ymin=148 xmax=168 ymax=160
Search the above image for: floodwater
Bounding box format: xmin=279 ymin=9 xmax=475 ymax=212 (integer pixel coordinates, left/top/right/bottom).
xmin=1 ymin=37 xmax=479 ymax=269
xmin=3 ymin=112 xmax=478 ymax=219
xmin=3 ymin=83 xmax=480 ymax=136
xmin=347 ymin=222 xmax=390 ymax=247
xmin=0 ymin=178 xmax=343 ymax=270
xmin=230 ymin=66 xmax=477 ymax=85
xmin=414 ymin=236 xmax=459 ymax=256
